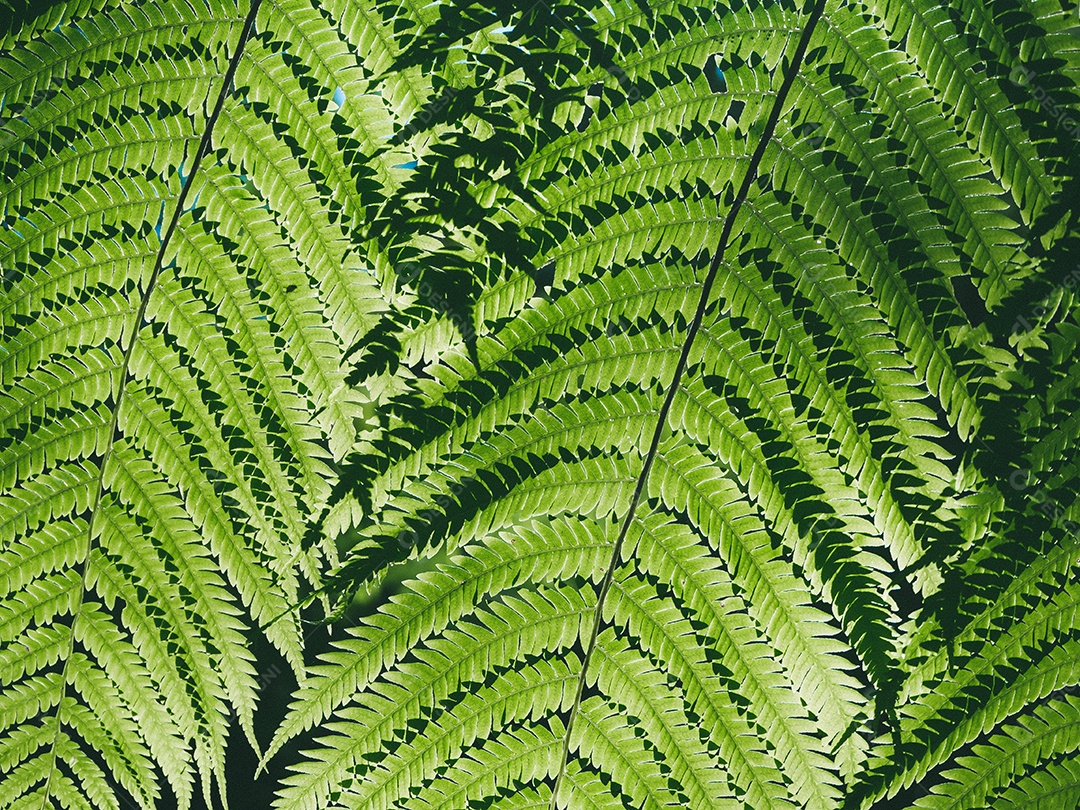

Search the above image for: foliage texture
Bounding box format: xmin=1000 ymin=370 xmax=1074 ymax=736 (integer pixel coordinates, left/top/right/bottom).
xmin=1 ymin=0 xmax=1079 ymax=807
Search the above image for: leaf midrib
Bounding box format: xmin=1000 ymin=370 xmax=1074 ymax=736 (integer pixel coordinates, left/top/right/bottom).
xmin=35 ymin=1 xmax=265 ymax=806
xmin=547 ymin=0 xmax=830 ymax=805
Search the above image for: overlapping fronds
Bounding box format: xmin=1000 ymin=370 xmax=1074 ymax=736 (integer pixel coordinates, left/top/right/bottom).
xmin=270 ymin=0 xmax=1080 ymax=807
xmin=2 ymin=0 xmax=1080 ymax=807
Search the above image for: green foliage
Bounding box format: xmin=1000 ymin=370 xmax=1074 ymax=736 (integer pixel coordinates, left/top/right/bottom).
xmin=1 ymin=0 xmax=1079 ymax=807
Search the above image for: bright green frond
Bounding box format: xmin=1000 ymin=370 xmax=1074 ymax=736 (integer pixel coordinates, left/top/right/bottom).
xmin=3 ymin=0 xmax=1079 ymax=806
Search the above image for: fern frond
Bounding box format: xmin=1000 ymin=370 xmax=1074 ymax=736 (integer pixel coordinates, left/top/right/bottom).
xmin=272 ymin=0 xmax=1080 ymax=805
xmin=916 ymin=695 xmax=1080 ymax=809
xmin=4 ymin=0 xmax=1079 ymax=805
xmin=0 ymin=0 xmax=407 ymax=803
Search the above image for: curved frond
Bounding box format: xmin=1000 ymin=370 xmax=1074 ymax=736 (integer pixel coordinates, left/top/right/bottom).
xmin=3 ymin=0 xmax=1079 ymax=806
xmin=270 ymin=0 xmax=1080 ymax=804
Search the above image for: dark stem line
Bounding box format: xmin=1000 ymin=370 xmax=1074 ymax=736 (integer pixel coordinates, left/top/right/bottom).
xmin=547 ymin=0 xmax=827 ymax=804
xmin=38 ymin=1 xmax=264 ymax=808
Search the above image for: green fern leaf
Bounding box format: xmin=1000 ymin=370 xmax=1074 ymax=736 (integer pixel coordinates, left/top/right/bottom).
xmin=3 ymin=0 xmax=1080 ymax=807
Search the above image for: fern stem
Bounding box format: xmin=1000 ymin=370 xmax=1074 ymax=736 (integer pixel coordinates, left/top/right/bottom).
xmin=547 ymin=0 xmax=828 ymax=805
xmin=37 ymin=2 xmax=265 ymax=807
